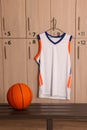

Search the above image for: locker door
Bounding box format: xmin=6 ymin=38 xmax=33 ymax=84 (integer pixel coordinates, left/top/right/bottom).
xmin=51 ymin=0 xmax=75 ymax=37
xmin=1 ymin=0 xmax=26 ymax=38
xmin=0 ymin=0 xmax=2 ymax=37
xmin=26 ymin=0 xmax=50 ymax=38
xmin=51 ymin=0 xmax=75 ymax=103
xmin=3 ymin=39 xmax=27 ymax=102
xmin=0 ymin=40 xmax=4 ymax=102
xmin=27 ymin=39 xmax=38 ymax=102
xmin=76 ymin=39 xmax=87 ymax=103
xmin=76 ymin=0 xmax=87 ymax=38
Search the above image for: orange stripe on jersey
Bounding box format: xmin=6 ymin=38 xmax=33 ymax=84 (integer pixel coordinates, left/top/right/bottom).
xmin=39 ymin=73 xmax=43 ymax=86
xmin=68 ymin=41 xmax=71 ymax=54
xmin=67 ymin=76 xmax=72 ymax=88
xmin=34 ymin=39 xmax=42 ymax=61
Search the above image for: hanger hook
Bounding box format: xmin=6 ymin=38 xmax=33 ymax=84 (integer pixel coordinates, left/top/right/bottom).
xmin=53 ymin=17 xmax=57 ymax=30
xmin=54 ymin=18 xmax=57 ymax=29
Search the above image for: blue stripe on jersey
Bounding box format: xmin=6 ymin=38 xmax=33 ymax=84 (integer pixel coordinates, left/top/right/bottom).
xmin=69 ymin=35 xmax=72 ymax=41
xmin=45 ymin=32 xmax=66 ymax=44
xmin=37 ymin=34 xmax=40 ymax=40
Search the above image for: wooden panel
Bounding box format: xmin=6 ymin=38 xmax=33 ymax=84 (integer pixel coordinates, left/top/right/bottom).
xmin=1 ymin=103 xmax=87 ymax=121
xmin=3 ymin=39 xmax=27 ymax=102
xmin=76 ymin=0 xmax=87 ymax=38
xmin=27 ymin=39 xmax=38 ymax=102
xmin=0 ymin=40 xmax=4 ymax=102
xmin=37 ymin=0 xmax=50 ymax=35
xmin=76 ymin=39 xmax=87 ymax=103
xmin=26 ymin=0 xmax=50 ymax=38
xmin=51 ymin=0 xmax=75 ymax=37
xmin=0 ymin=120 xmax=46 ymax=130
xmin=0 ymin=0 xmax=2 ymax=37
xmin=54 ymin=120 xmax=87 ymax=130
xmin=1 ymin=0 xmax=26 ymax=38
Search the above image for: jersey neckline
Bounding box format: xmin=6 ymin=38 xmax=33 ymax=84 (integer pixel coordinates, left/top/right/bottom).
xmin=45 ymin=31 xmax=66 ymax=44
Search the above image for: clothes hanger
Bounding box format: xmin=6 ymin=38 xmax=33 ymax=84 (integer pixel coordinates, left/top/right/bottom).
xmin=46 ymin=17 xmax=64 ymax=34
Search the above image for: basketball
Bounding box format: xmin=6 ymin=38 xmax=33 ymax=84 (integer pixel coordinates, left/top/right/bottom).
xmin=7 ymin=83 xmax=33 ymax=110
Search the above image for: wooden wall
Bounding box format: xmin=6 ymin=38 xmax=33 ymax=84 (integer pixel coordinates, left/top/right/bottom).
xmin=0 ymin=0 xmax=87 ymax=103
xmin=0 ymin=0 xmax=87 ymax=130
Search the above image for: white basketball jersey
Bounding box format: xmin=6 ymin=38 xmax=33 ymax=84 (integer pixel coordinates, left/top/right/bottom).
xmin=35 ymin=32 xmax=72 ymax=100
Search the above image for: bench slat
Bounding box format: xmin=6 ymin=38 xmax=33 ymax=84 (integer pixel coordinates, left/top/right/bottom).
xmin=0 ymin=103 xmax=87 ymax=121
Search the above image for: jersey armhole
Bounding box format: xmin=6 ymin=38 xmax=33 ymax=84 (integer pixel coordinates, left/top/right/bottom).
xmin=68 ymin=35 xmax=72 ymax=54
xmin=34 ymin=35 xmax=42 ymax=64
xmin=69 ymin=35 xmax=72 ymax=42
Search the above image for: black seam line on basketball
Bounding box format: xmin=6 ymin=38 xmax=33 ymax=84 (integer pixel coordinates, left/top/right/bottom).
xmin=12 ymin=86 xmax=17 ymax=109
xmin=19 ymin=84 xmax=24 ymax=109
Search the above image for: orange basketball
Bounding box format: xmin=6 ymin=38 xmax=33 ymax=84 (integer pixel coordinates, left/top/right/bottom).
xmin=7 ymin=83 xmax=33 ymax=110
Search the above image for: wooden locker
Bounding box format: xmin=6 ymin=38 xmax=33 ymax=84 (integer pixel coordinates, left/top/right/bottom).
xmin=76 ymin=0 xmax=87 ymax=38
xmin=1 ymin=0 xmax=26 ymax=38
xmin=53 ymin=120 xmax=87 ymax=130
xmin=76 ymin=39 xmax=87 ymax=103
xmin=51 ymin=0 xmax=75 ymax=37
xmin=0 ymin=0 xmax=2 ymax=37
xmin=3 ymin=39 xmax=27 ymax=102
xmin=0 ymin=40 xmax=4 ymax=102
xmin=26 ymin=0 xmax=50 ymax=38
xmin=27 ymin=39 xmax=38 ymax=102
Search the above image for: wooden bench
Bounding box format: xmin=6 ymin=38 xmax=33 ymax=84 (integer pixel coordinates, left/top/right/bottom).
xmin=0 ymin=103 xmax=87 ymax=130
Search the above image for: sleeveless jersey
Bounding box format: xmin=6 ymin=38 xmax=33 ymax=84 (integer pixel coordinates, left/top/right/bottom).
xmin=35 ymin=32 xmax=72 ymax=99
